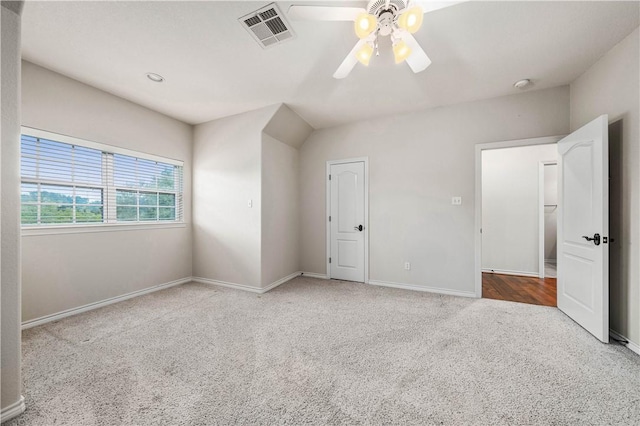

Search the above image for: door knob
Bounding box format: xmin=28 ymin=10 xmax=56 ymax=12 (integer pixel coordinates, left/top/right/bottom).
xmin=582 ymin=233 xmax=601 ymax=246
xmin=354 ymin=224 xmax=364 ymax=231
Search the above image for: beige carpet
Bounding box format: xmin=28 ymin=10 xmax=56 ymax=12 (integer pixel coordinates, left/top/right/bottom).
xmin=6 ymin=276 xmax=640 ymax=425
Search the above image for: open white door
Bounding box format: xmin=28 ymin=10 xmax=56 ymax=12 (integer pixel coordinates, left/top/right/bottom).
xmin=557 ymin=115 xmax=609 ymax=343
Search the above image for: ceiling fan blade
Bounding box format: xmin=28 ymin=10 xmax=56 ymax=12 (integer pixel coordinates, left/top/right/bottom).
xmin=287 ymin=5 xmax=366 ymax=21
xmin=401 ymin=32 xmax=432 ymax=73
xmin=333 ymin=39 xmax=367 ymax=79
xmin=417 ymin=1 xmax=467 ymax=14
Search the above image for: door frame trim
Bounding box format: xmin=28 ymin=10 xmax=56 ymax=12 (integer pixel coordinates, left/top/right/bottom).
xmin=538 ymin=161 xmax=558 ymax=279
xmin=474 ymin=136 xmax=564 ymax=298
xmin=326 ymin=157 xmax=369 ymax=283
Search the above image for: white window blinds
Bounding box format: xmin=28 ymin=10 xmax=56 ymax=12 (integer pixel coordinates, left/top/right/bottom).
xmin=111 ymin=153 xmax=181 ymax=222
xmin=20 ymin=129 xmax=184 ymax=227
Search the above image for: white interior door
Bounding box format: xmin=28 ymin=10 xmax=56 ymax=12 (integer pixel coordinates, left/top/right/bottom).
xmin=557 ymin=115 xmax=609 ymax=343
xmin=330 ymin=161 xmax=365 ymax=282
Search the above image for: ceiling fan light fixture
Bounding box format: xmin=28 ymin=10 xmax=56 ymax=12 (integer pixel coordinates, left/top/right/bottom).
xmin=398 ymin=6 xmax=424 ymax=33
xmin=354 ymin=13 xmax=377 ymax=39
xmin=356 ymin=43 xmax=374 ymax=66
xmin=393 ymin=39 xmax=412 ymax=64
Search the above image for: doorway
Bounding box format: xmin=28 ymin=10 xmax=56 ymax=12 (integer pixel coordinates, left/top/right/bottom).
xmin=539 ymin=161 xmax=558 ymax=279
xmin=476 ymin=136 xmax=562 ymax=306
xmin=326 ymin=158 xmax=369 ymax=283
xmin=479 ymin=142 xmax=559 ymax=306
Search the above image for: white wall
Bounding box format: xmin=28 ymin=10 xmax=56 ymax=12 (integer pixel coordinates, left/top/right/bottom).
xmin=482 ymin=144 xmax=557 ymax=275
xmin=192 ymin=104 xmax=311 ymax=289
xmin=300 ymin=87 xmax=569 ymax=294
xmin=1 ymin=2 xmax=24 ymax=419
xmin=570 ymin=27 xmax=640 ymax=346
xmin=544 ymin=164 xmax=558 ymax=261
xmin=261 ymin=133 xmax=300 ymax=286
xmin=20 ymin=61 xmax=193 ymax=322
xmin=192 ymin=106 xmax=275 ymax=288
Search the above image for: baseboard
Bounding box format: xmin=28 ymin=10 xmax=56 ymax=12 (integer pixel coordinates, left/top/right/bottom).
xmin=300 ymin=272 xmax=329 ymax=280
xmin=193 ymin=272 xmax=301 ymax=294
xmin=22 ymin=277 xmax=192 ymax=330
xmin=1 ymin=395 xmax=25 ymax=423
xmin=192 ymin=277 xmax=263 ymax=293
xmin=610 ymin=329 xmax=640 ymax=356
xmin=482 ymin=268 xmax=539 ymax=278
xmin=368 ymin=279 xmax=476 ymax=298
xmin=263 ymin=271 xmax=302 ymax=292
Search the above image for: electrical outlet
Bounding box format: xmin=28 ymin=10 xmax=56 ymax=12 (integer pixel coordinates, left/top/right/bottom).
xmin=404 ymin=262 xmax=411 ymax=271
xmin=248 ymin=199 xmax=252 ymax=208
xmin=452 ymin=196 xmax=462 ymax=205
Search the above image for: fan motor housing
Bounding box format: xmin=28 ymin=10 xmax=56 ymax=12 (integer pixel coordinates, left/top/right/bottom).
xmin=377 ymin=12 xmax=395 ymax=36
xmin=367 ymin=0 xmax=408 ymax=16
xmin=367 ymin=0 xmax=409 ymax=36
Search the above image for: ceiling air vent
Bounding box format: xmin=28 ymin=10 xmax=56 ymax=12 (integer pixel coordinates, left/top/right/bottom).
xmin=239 ymin=3 xmax=295 ymax=49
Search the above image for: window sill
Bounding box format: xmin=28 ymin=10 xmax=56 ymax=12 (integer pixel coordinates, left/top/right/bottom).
xmin=21 ymin=222 xmax=187 ymax=236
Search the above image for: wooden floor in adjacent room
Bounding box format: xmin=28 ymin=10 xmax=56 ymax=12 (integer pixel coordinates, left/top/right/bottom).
xmin=482 ymin=272 xmax=557 ymax=307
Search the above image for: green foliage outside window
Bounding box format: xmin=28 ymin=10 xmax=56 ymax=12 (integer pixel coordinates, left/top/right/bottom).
xmin=21 ymin=189 xmax=103 ymax=225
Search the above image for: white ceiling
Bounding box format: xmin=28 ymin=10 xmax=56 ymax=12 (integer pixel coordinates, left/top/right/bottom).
xmin=21 ymin=1 xmax=639 ymax=129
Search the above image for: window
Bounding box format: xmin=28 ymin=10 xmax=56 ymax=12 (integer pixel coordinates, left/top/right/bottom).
xmin=113 ymin=154 xmax=179 ymax=222
xmin=20 ymin=129 xmax=183 ymax=227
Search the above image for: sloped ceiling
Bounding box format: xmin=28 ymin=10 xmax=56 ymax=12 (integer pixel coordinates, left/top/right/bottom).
xmin=21 ymin=1 xmax=640 ymax=129
xmin=263 ymin=104 xmax=314 ymax=149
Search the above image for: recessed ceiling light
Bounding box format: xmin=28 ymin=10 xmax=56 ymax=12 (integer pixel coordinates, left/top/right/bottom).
xmin=514 ymin=79 xmax=532 ymax=89
xmin=146 ymin=73 xmax=164 ymax=83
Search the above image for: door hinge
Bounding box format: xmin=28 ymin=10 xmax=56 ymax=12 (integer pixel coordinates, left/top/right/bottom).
xmin=329 ymin=216 xmax=331 ymax=222
xmin=329 ymin=257 xmax=332 ymax=263
xmin=329 ymin=174 xmax=331 ymax=180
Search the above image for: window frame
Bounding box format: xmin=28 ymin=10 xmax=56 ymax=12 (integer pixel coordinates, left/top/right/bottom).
xmin=20 ymin=127 xmax=185 ymax=235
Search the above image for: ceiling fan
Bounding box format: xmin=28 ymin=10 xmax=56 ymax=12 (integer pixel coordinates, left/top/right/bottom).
xmin=288 ymin=0 xmax=463 ymax=79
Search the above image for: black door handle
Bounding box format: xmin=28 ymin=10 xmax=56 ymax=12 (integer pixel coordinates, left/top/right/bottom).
xmin=353 ymin=224 xmax=364 ymax=232
xmin=582 ymin=233 xmax=600 ymax=246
